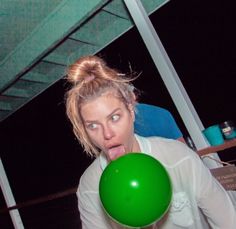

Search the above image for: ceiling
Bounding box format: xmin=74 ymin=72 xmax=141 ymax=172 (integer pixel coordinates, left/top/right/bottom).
xmin=0 ymin=0 xmax=168 ymax=122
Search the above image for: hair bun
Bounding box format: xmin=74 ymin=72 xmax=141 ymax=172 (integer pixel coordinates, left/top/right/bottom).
xmin=67 ymin=56 xmax=106 ymax=84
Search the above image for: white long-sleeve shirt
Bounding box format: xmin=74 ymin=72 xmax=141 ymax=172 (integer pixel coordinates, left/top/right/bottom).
xmin=77 ymin=135 xmax=236 ymax=228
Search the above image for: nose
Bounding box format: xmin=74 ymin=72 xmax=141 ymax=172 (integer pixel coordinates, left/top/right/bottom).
xmin=102 ymin=124 xmax=114 ymax=140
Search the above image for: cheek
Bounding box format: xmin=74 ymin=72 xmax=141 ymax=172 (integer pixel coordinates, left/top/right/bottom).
xmin=87 ymin=131 xmax=101 ymax=147
xmin=128 ymin=111 xmax=135 ymax=126
xmin=120 ymin=115 xmax=134 ymax=137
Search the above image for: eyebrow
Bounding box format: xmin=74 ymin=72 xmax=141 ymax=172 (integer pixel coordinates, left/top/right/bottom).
xmin=84 ymin=108 xmax=121 ymax=123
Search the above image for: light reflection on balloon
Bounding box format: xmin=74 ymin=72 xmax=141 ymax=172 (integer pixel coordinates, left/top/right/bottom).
xmin=131 ymin=180 xmax=139 ymax=187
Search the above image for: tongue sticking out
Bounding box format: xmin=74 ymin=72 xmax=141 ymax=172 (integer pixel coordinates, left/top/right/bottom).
xmin=108 ymin=145 xmax=125 ymax=161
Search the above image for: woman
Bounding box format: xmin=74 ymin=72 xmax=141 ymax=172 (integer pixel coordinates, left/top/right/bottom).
xmin=65 ymin=55 xmax=235 ymax=229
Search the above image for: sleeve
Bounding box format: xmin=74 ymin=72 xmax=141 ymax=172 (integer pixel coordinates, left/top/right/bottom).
xmin=77 ymin=189 xmax=113 ymax=229
xmin=193 ymin=152 xmax=236 ymax=228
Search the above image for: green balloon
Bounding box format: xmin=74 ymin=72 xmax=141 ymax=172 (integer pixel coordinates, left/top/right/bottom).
xmin=99 ymin=153 xmax=172 ymax=228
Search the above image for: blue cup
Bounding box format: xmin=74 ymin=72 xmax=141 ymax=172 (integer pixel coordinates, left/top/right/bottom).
xmin=202 ymin=125 xmax=224 ymax=146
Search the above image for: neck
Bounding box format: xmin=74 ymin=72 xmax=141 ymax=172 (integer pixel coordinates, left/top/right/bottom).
xmin=131 ymin=136 xmax=141 ymax=152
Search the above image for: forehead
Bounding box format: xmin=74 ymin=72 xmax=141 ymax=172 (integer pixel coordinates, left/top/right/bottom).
xmin=80 ymin=93 xmax=126 ymax=120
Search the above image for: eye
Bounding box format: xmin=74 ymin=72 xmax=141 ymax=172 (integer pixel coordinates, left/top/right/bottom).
xmin=87 ymin=123 xmax=98 ymax=130
xmin=111 ymin=114 xmax=120 ymax=122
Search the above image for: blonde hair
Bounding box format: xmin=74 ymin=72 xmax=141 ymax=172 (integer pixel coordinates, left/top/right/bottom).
xmin=65 ymin=55 xmax=137 ymax=157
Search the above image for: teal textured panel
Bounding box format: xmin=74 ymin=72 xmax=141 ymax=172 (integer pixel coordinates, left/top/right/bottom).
xmin=0 ymin=0 xmax=108 ymax=92
xmin=22 ymin=72 xmax=59 ymax=84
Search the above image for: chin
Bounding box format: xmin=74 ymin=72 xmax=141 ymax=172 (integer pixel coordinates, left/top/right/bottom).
xmin=110 ymin=152 xmax=126 ymax=161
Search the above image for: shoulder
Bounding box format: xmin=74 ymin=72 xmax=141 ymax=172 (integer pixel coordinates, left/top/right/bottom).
xmin=147 ymin=136 xmax=199 ymax=166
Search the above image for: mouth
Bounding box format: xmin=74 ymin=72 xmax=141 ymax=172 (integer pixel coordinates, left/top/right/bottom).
xmin=107 ymin=144 xmax=125 ymax=161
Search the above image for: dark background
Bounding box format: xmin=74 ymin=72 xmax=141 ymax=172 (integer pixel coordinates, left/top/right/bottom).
xmin=1 ymin=1 xmax=236 ymax=228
